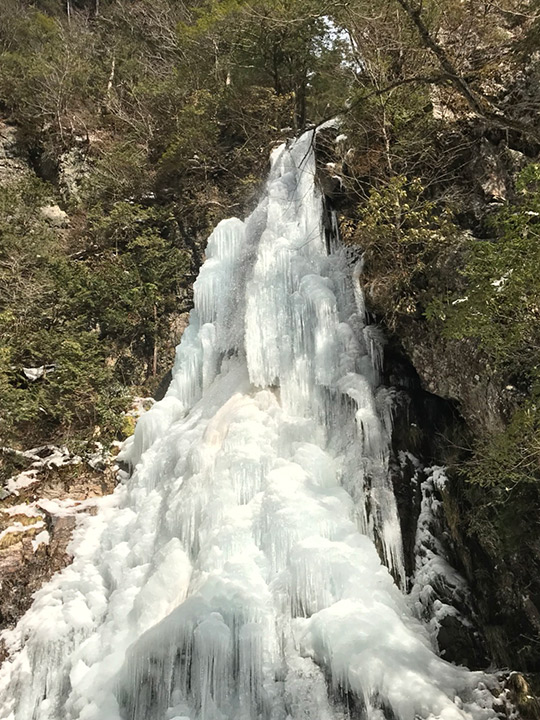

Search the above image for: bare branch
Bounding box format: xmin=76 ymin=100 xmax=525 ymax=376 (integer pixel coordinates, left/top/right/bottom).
xmin=394 ymin=0 xmax=540 ymax=143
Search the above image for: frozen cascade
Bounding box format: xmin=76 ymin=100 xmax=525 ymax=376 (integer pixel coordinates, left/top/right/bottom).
xmin=0 ymin=130 xmax=497 ymax=720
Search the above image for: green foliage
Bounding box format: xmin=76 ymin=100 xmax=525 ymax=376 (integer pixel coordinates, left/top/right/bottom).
xmin=426 ymin=164 xmax=540 ymax=536
xmin=0 ymin=177 xmax=190 ymax=446
xmin=156 ymin=91 xmax=220 ymax=182
xmin=342 ymin=78 xmax=442 ymax=184
xmin=0 ymin=179 xmax=121 ymax=443
xmin=432 ymin=163 xmax=540 ymax=386
xmin=67 ymin=202 xmax=192 ymax=359
xmin=467 ymin=402 xmax=540 ymax=489
xmin=176 ymin=0 xmax=350 ymax=126
xmin=462 ymin=401 xmax=540 ymax=563
xmin=352 ymin=175 xmax=459 ymax=326
xmin=458 ymin=386 xmax=540 ymax=553
xmin=83 ymin=144 xmax=150 ymax=206
xmin=0 ymin=9 xmax=101 ymax=146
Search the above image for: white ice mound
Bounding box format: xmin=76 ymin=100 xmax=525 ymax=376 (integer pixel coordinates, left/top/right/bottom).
xmin=0 ymin=130 xmax=497 ymax=720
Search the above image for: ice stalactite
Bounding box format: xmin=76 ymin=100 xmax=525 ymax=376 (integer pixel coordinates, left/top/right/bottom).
xmin=0 ymin=130 xmax=497 ymax=720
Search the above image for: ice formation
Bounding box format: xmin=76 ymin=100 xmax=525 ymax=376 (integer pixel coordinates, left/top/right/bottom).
xmin=408 ymin=462 xmax=476 ymax=656
xmin=0 ymin=130 xmax=497 ymax=720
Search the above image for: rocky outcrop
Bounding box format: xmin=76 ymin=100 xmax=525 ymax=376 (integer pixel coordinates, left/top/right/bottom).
xmin=0 ymin=447 xmax=118 ymax=644
xmin=40 ymin=203 xmax=70 ymax=228
xmin=0 ymin=121 xmax=28 ymax=183
xmin=381 ymin=337 xmax=540 ymax=694
xmin=398 ymin=325 xmax=513 ymax=436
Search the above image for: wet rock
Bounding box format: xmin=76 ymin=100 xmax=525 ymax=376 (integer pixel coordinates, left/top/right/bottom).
xmin=403 ymin=330 xmax=509 ymax=436
xmin=0 ymin=460 xmax=117 ymax=635
xmin=437 ymin=614 xmax=485 ymax=667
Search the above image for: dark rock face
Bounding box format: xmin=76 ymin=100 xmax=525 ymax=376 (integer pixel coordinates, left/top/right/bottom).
xmin=383 ymin=341 xmax=540 ymax=682
xmin=384 ymin=345 xmax=489 ymax=668
xmin=382 ymin=322 xmax=540 ymax=684
xmin=399 ymin=323 xmax=511 ymax=436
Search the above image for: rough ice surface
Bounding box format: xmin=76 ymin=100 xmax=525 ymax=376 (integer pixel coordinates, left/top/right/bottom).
xmin=0 ymin=130 xmax=497 ymax=720
xmin=408 ymin=463 xmax=476 ymax=654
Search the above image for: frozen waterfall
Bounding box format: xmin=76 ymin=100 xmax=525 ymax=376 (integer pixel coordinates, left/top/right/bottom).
xmin=0 ymin=130 xmax=497 ymax=720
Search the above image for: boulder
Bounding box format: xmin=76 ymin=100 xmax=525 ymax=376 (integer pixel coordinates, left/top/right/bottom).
xmin=40 ymin=204 xmax=70 ymax=228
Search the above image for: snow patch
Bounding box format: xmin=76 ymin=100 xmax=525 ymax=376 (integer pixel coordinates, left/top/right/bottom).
xmin=31 ymin=530 xmax=50 ymax=552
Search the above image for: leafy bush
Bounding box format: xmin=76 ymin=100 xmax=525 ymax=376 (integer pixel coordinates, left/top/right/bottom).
xmin=352 ymin=175 xmax=459 ymax=327
xmin=462 ymin=401 xmax=540 ymax=561
xmin=430 ymin=163 xmax=540 ymax=388
xmin=430 ymin=165 xmax=540 ymax=519
xmin=0 ymin=177 xmax=191 ymax=446
xmin=467 ymin=401 xmax=540 ymax=489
